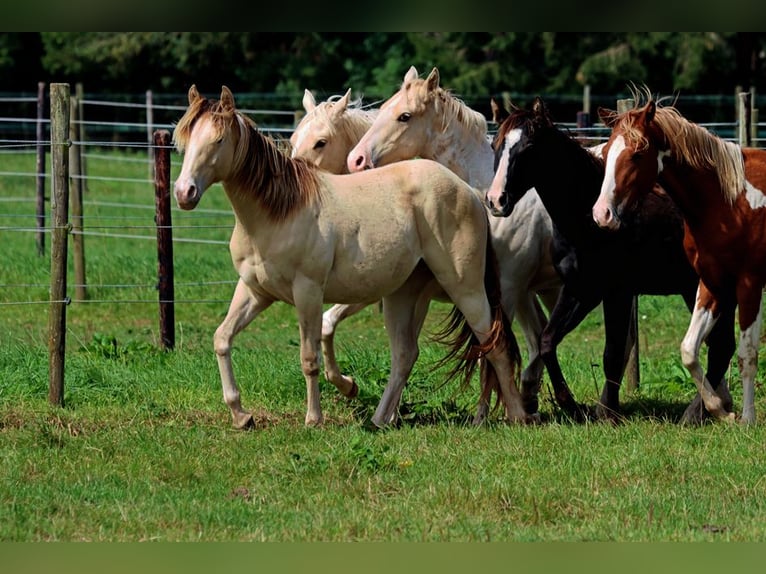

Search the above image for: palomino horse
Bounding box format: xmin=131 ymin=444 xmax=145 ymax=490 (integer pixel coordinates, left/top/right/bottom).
xmin=592 ymin=88 xmax=766 ymax=425
xmin=290 ymin=88 xmax=377 ymax=397
xmin=345 ymin=66 xmax=561 ymax=417
xmin=290 ymin=88 xmax=377 ymax=174
xmin=485 ymin=97 xmax=734 ymax=422
xmin=173 ymin=85 xmax=532 ymax=428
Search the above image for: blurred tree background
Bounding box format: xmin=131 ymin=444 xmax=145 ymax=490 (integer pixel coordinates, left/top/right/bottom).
xmin=1 ymin=32 xmax=764 ymax=123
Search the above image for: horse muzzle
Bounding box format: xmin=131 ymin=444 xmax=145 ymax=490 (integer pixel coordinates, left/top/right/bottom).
xmin=173 ymin=181 xmax=201 ymax=210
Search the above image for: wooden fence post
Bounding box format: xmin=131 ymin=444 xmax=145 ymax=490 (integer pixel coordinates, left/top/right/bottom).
xmin=48 ymin=83 xmax=70 ymax=407
xmin=616 ymin=97 xmax=640 ymax=392
xmin=738 ymin=92 xmax=752 ymax=147
xmin=154 ymin=130 xmax=175 ymax=350
xmin=69 ymin=95 xmax=87 ymax=301
xmin=35 ymin=81 xmax=46 ymax=257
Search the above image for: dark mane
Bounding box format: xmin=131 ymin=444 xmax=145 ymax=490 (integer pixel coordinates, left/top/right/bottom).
xmin=174 ymin=94 xmax=322 ymax=223
xmin=496 ymin=104 xmax=604 ymax=174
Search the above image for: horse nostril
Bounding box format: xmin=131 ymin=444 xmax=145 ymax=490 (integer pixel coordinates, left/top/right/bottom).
xmin=354 ymin=155 xmax=364 ymax=168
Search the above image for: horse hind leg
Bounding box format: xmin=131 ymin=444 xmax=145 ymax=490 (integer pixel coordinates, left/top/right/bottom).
xmin=321 ymin=303 xmax=365 ymax=398
xmin=510 ymin=290 xmax=548 ymax=416
xmin=214 ymin=279 xmax=274 ymax=429
xmin=372 ymin=279 xmax=434 ymax=428
xmin=737 ymin=291 xmax=763 ymax=425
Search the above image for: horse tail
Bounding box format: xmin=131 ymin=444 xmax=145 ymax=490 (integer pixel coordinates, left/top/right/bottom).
xmin=432 ymin=226 xmax=521 ymax=410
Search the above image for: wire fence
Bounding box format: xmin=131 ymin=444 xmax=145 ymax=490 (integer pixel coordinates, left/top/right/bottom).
xmin=1 ymin=88 xmax=764 ymax=315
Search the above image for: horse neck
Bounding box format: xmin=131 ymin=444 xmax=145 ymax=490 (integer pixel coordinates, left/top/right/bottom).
xmin=656 ymin=161 xmax=732 ymax=232
xmin=222 ymin=119 xmax=320 ymax=226
xmin=425 ymin=109 xmax=494 ymax=189
xmin=529 ymin=131 xmax=602 ymax=227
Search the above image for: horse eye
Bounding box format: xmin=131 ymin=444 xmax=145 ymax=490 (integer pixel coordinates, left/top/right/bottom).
xmin=397 ymin=112 xmax=411 ymax=123
xmin=313 ymin=140 xmax=327 ymax=150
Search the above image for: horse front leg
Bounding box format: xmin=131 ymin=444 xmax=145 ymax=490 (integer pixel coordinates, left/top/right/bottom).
xmin=679 ymin=281 xmax=735 ymax=423
xmin=214 ymin=279 xmax=273 ymax=429
xmin=293 ymin=275 xmax=327 ymax=427
xmin=539 ymin=286 xmax=601 ymax=422
xmin=598 ymin=292 xmax=635 ymax=422
xmin=683 ymin=303 xmax=736 ymax=424
xmin=321 ymin=303 xmax=366 ymax=398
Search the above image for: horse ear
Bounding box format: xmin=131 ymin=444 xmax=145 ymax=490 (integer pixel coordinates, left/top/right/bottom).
xmin=220 ymin=86 xmax=235 ymax=110
xmin=532 ymin=96 xmax=547 ymax=117
xmin=403 ymin=66 xmax=419 ymax=84
xmin=598 ymin=107 xmax=618 ymax=128
xmin=643 ymin=101 xmax=656 ymax=124
xmin=490 ymin=98 xmax=509 ymax=124
xmin=302 ymin=89 xmax=316 ymax=113
xmin=426 ymin=67 xmax=440 ymax=92
xmin=335 ymin=88 xmax=352 ymax=113
xmin=188 ymin=85 xmax=201 ymax=105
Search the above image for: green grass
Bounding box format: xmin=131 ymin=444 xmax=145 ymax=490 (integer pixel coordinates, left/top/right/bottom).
xmin=2 ymin=148 xmax=766 ymax=541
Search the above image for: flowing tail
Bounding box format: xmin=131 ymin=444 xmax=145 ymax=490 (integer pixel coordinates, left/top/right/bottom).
xmin=432 ymin=226 xmax=521 ymax=410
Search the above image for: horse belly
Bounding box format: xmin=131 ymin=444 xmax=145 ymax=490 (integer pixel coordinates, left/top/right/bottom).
xmin=322 ymin=251 xmax=422 ymax=303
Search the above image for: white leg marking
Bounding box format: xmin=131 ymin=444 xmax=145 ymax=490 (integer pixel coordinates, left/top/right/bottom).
xmin=738 ymin=306 xmax=762 ymax=424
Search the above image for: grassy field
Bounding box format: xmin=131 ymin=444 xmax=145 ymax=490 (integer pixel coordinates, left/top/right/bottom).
xmin=2 ymin=147 xmax=766 ymax=542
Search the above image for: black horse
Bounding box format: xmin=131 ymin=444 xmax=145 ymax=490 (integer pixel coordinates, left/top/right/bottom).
xmin=485 ymin=97 xmax=734 ymax=422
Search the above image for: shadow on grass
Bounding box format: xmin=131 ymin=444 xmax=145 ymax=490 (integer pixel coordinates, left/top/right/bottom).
xmin=340 ymin=377 xmax=715 ymax=430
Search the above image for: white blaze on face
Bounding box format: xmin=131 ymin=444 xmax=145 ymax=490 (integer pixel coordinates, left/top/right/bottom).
xmin=486 ymin=128 xmax=522 ymax=211
xmin=290 ymin=117 xmax=313 ymax=158
xmin=599 ymin=134 xmax=626 ymax=208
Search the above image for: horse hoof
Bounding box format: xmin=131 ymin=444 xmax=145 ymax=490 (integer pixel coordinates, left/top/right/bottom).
xmin=525 ymin=412 xmax=542 ymax=425
xmin=233 ymin=412 xmax=254 ymax=430
xmin=345 ymin=380 xmax=359 ymax=399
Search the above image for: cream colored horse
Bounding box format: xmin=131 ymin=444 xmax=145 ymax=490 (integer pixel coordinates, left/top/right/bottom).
xmin=173 ymin=85 xmax=533 ymax=429
xmin=346 ymin=66 xmax=562 ymax=417
xmin=290 ymin=89 xmax=378 ymax=395
xmin=290 ymin=88 xmax=377 ymax=174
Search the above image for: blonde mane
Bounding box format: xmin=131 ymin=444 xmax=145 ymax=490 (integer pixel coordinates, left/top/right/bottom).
xmin=618 ymin=86 xmax=745 ymax=204
xmin=309 ymin=95 xmax=377 ymax=144
xmin=174 ymin=94 xmax=321 ymax=222
xmin=402 ymin=77 xmax=488 ymax=139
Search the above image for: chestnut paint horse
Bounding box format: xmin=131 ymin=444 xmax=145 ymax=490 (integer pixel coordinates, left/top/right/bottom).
xmin=592 ymin=89 xmax=766 ymax=424
xmin=173 ymin=85 xmax=531 ymax=428
xmin=485 ymin=97 xmax=734 ymax=422
xmin=345 ymin=66 xmax=561 ymax=417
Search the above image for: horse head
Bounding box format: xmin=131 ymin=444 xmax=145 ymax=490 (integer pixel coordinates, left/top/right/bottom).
xmin=173 ymin=85 xmax=242 ymax=210
xmin=485 ymin=97 xmax=551 ymax=217
xmin=290 ymin=88 xmax=368 ymax=174
xmin=592 ymin=96 xmax=666 ymax=230
xmin=346 ymin=65 xmax=443 ymax=172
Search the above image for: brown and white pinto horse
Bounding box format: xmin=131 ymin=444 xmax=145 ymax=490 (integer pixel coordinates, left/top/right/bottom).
xmin=173 ymin=85 xmax=531 ymax=429
xmin=592 ymin=89 xmax=766 ymax=424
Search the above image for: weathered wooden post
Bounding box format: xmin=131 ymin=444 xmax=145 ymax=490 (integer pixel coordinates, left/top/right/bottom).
xmin=154 ymin=130 xmax=175 ymax=350
xmin=616 ymin=97 xmax=640 ymax=392
xmin=35 ymin=81 xmax=46 ymax=257
xmin=48 ymin=83 xmax=70 ymax=407
xmin=738 ymin=91 xmax=752 ymax=147
xmin=69 ymin=95 xmax=87 ymax=301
